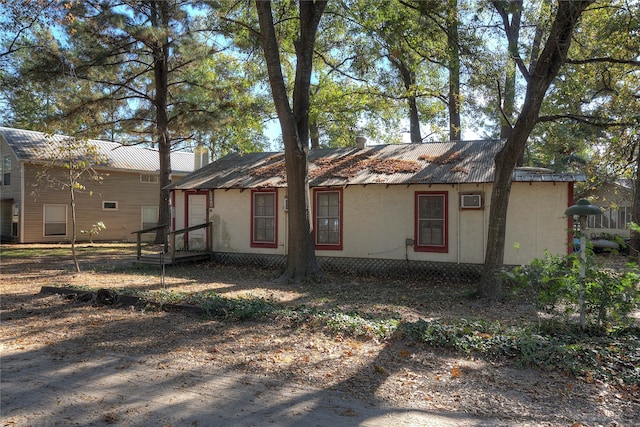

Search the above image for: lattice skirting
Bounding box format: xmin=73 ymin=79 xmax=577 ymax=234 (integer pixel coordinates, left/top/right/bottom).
xmin=212 ymin=252 xmax=482 ymax=282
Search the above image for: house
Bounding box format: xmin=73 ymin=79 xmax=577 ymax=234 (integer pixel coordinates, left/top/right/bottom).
xmin=167 ymin=139 xmax=585 ymax=276
xmin=0 ymin=127 xmax=195 ymax=243
xmin=581 ymin=179 xmax=634 ymax=240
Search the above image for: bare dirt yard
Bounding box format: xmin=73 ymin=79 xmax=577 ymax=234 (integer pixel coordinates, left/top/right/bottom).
xmin=1 ymin=243 xmax=639 ymax=426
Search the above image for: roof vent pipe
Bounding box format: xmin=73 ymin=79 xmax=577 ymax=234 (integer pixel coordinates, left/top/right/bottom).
xmin=356 ymin=136 xmax=367 ymax=149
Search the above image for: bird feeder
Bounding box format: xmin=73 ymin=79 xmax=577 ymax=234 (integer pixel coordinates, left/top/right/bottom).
xmin=564 ymin=198 xmax=603 ymax=329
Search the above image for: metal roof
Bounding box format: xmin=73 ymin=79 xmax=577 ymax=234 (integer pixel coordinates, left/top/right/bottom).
xmin=513 ymin=167 xmax=586 ymax=182
xmin=0 ymin=127 xmax=194 ymax=174
xmin=170 ymin=140 xmax=586 ymax=190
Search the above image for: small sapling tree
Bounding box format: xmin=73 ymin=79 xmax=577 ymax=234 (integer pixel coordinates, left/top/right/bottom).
xmin=33 ymin=134 xmax=106 ymax=272
xmin=80 ymin=221 xmax=106 ymax=244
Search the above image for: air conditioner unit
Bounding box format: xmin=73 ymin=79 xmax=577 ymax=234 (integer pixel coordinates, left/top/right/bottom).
xmin=461 ymin=194 xmax=482 ymax=209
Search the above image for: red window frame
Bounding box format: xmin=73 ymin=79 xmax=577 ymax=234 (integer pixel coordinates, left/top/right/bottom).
xmin=414 ymin=191 xmax=448 ymax=253
xmin=313 ymin=188 xmax=343 ymax=250
xmin=251 ymin=189 xmax=278 ymax=248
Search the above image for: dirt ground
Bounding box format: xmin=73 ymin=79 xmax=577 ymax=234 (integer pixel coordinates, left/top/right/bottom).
xmin=1 ymin=244 xmax=639 ymax=426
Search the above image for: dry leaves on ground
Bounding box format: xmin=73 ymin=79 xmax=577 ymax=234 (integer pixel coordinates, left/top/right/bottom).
xmin=1 ymin=244 xmax=638 ymax=426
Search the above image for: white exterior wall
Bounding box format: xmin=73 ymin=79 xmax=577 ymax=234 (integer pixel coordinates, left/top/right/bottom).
xmin=172 ymin=181 xmax=572 ymax=265
xmin=503 ymin=182 xmax=570 ymax=265
xmin=173 ymin=189 xmax=288 ymax=255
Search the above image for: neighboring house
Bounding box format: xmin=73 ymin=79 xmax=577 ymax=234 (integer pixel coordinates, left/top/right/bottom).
xmin=0 ymin=127 xmax=195 ymax=243
xmin=167 ymin=139 xmax=585 ymax=274
xmin=582 ymin=179 xmax=634 ymax=239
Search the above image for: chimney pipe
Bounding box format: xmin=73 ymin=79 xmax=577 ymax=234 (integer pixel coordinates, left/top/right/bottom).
xmin=356 ymin=136 xmax=367 ymax=149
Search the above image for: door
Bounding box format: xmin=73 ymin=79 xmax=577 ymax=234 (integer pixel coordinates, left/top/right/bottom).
xmin=187 ymin=194 xmax=207 ymax=250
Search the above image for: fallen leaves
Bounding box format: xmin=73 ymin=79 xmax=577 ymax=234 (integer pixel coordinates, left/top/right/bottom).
xmin=2 ymin=250 xmax=638 ymax=427
xmin=418 ymin=151 xmax=464 ymax=165
xmin=450 ymin=366 xmax=463 ymax=379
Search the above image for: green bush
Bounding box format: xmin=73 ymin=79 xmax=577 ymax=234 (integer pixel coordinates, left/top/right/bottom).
xmin=506 ymin=251 xmax=640 ymax=329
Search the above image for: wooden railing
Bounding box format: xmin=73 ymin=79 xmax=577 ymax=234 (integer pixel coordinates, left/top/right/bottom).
xmin=132 ymin=222 xmax=212 ymax=264
xmin=166 ymin=222 xmax=212 ymax=264
xmin=132 ymin=224 xmax=169 ymax=259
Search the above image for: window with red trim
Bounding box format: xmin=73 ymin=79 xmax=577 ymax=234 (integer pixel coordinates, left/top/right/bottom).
xmin=415 ymin=192 xmax=448 ymax=253
xmin=314 ymin=188 xmax=342 ymax=250
xmin=251 ymin=189 xmax=277 ymax=248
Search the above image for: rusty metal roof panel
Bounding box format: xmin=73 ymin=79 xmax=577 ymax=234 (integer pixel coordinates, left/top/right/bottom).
xmin=0 ymin=127 xmax=194 ymax=174
xmin=167 ymin=140 xmax=586 ymax=191
xmin=307 ymin=141 xmax=502 ymax=185
xmin=170 ymin=140 xmax=499 ymax=189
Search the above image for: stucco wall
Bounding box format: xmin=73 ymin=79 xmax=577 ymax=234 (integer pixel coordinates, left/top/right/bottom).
xmin=503 ymin=182 xmax=571 ymax=265
xmin=210 ymin=189 xmax=287 ymax=255
xmin=173 ymin=181 xmax=572 ymax=265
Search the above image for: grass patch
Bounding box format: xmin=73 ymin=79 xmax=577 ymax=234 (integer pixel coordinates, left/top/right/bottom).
xmin=1 ymin=244 xmax=134 ymax=258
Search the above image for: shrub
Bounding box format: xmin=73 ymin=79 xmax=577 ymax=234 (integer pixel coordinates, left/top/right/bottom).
xmin=506 ymin=251 xmax=640 ymax=329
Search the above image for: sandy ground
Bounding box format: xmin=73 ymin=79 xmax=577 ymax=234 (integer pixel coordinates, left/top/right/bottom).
xmin=1 ymin=244 xmax=639 ymax=426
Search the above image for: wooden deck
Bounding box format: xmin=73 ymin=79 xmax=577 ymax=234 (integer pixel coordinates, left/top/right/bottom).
xmin=132 ymin=222 xmax=213 ymax=266
xmin=135 ymin=250 xmax=212 ymax=266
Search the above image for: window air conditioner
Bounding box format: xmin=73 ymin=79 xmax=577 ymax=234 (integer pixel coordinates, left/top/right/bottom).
xmin=460 ymin=194 xmax=482 ymax=209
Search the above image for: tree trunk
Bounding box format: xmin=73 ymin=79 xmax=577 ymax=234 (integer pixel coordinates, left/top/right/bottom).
xmin=69 ymin=168 xmax=80 ymax=272
xmin=446 ymin=0 xmax=461 ymax=141
xmin=630 ymin=146 xmax=640 ymax=261
xmin=256 ymin=0 xmax=326 ymax=283
xmin=392 ymin=57 xmax=422 ymax=143
xmin=500 ymin=7 xmax=520 ymax=141
xmin=310 ymin=121 xmax=320 ymax=149
xmin=479 ymin=0 xmax=593 ymax=299
xmin=150 ymin=1 xmax=172 ymax=245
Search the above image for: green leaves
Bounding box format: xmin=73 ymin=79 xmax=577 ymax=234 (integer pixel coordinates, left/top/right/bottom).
xmin=508 ymin=251 xmax=640 ymax=330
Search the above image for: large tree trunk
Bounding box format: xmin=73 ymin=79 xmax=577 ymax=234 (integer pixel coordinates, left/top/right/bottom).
xmin=446 ymin=0 xmax=461 ymax=141
xmin=256 ymin=0 xmax=326 ymax=283
xmin=150 ymin=1 xmax=172 ymax=245
xmin=391 ymin=57 xmax=422 ymax=143
xmin=479 ymin=0 xmax=593 ymax=299
xmin=499 ymin=5 xmax=520 ymax=141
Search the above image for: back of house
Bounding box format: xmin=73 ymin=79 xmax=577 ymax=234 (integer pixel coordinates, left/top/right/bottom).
xmin=167 ymin=140 xmax=586 ymax=274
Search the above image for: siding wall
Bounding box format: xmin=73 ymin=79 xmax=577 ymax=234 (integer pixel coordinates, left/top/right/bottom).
xmin=21 ymin=163 xmax=162 ymax=243
xmin=173 ymin=181 xmax=572 ymax=265
xmin=0 ymin=138 xmax=21 ymax=240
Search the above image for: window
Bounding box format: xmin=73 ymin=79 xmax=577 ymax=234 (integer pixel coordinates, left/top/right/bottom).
xmin=251 ymin=190 xmax=277 ymax=248
xmin=1 ymin=155 xmax=10 ymax=186
xmin=587 ymin=207 xmax=632 ymax=231
xmin=415 ymin=192 xmax=448 ymax=252
xmin=102 ymin=201 xmax=118 ymax=210
xmin=141 ymin=206 xmax=159 ymax=230
xmin=314 ymin=188 xmax=342 ymax=250
xmin=140 ymin=174 xmax=159 ymax=184
xmin=44 ymin=204 xmax=67 ymax=236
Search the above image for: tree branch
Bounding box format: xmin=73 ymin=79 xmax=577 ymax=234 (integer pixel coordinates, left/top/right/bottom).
xmin=567 ymin=57 xmax=640 ymax=66
xmin=537 ymin=113 xmax=635 ymax=127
